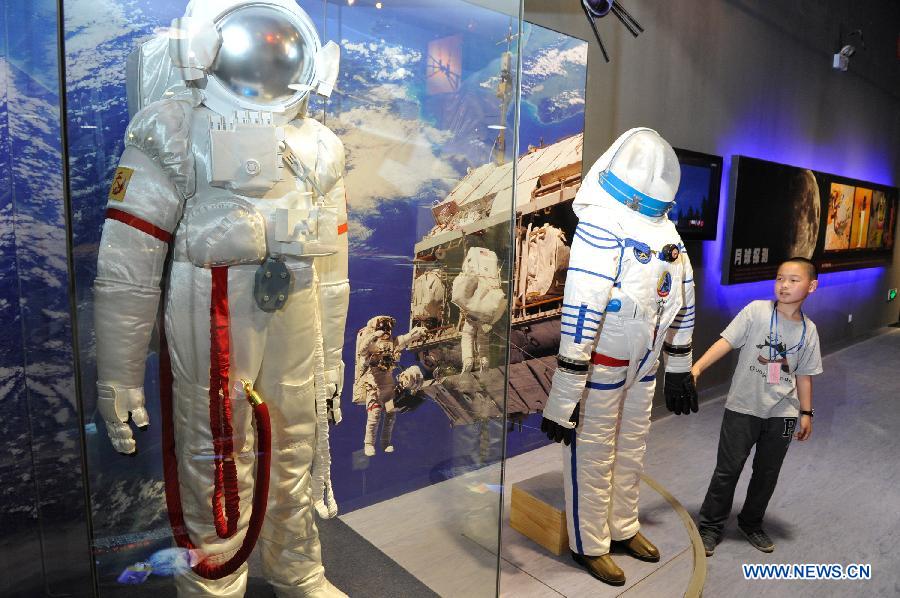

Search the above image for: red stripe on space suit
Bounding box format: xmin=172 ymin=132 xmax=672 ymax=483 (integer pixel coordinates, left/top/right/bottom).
xmin=590 ymin=352 xmax=630 ymax=367
xmin=209 ymin=266 xmax=240 ymax=539
xmin=105 ymin=207 xmax=173 ymax=243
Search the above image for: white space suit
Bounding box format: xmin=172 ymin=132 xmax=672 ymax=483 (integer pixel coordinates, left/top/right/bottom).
xmin=541 ymin=129 xmax=697 ymax=564
xmin=450 ymin=247 xmax=507 ymax=372
xmin=94 ymin=2 xmax=348 ymax=596
xmin=352 ymin=317 xmax=425 ymax=456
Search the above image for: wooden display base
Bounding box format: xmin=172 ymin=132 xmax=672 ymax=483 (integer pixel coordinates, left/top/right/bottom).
xmin=509 ymin=470 xmax=569 ymax=555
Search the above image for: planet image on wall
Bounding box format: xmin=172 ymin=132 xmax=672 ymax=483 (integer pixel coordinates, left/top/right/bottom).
xmin=786 ymin=169 xmax=820 ymax=258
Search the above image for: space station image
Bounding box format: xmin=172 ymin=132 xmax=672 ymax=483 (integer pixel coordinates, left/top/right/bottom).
xmin=397 ymin=131 xmax=583 ymax=431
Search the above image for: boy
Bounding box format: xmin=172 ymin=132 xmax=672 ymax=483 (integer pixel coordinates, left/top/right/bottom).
xmin=692 ymin=257 xmax=822 ymax=556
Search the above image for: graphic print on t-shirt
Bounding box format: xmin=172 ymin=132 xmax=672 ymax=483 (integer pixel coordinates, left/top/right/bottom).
xmin=755 ymin=331 xmax=789 ymax=373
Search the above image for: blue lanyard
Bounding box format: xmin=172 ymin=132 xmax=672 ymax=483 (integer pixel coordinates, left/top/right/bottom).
xmin=769 ymin=301 xmax=806 ymax=362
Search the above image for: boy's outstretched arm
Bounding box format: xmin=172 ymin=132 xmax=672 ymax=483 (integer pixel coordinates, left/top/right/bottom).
xmin=796 ymin=374 xmax=813 ymax=441
xmin=690 ymin=338 xmax=734 ymax=383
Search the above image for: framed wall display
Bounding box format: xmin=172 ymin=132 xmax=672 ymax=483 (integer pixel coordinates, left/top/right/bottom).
xmin=670 ymin=148 xmax=723 ymax=241
xmin=725 ymin=156 xmax=898 ymax=284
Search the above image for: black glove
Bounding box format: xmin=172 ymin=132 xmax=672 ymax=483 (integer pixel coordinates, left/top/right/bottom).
xmin=664 ymin=371 xmax=699 ymax=415
xmin=540 ymin=404 xmax=580 ymax=446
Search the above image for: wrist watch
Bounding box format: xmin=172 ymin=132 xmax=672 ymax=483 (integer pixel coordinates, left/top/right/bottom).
xmin=799 ymin=409 xmax=814 ymax=417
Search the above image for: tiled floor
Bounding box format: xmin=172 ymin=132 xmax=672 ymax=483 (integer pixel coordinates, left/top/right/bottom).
xmin=341 ymin=329 xmax=900 ymax=597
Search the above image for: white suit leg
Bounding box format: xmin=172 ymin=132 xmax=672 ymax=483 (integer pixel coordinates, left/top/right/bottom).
xmin=364 ymin=399 xmax=381 ymax=449
xmin=381 ymin=409 xmax=396 ymax=448
xmin=253 ymin=283 xmax=332 ymax=597
xmin=608 ymin=364 xmax=657 ymax=541
xmin=475 ymin=325 xmax=490 ymax=371
xmin=563 ymin=363 xmax=628 ymax=556
xmin=460 ymin=319 xmax=476 ymax=372
xmin=167 ymin=264 xmax=265 ymax=597
xmin=166 ymin=263 xmax=334 ymax=597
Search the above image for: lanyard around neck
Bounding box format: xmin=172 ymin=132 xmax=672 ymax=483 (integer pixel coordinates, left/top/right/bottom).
xmin=769 ymin=301 xmax=806 ymax=361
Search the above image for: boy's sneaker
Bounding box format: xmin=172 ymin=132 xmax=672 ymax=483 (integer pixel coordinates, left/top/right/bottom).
xmin=698 ymin=530 xmax=718 ymax=557
xmin=738 ymin=525 xmax=775 ymax=553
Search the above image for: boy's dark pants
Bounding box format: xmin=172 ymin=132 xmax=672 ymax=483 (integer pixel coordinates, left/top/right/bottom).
xmin=698 ymin=409 xmax=796 ymax=537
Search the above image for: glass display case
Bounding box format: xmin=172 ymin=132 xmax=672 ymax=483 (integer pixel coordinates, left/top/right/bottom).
xmin=65 ymin=0 xmax=523 ymax=595
xmin=2 ymin=0 xmax=591 ymax=594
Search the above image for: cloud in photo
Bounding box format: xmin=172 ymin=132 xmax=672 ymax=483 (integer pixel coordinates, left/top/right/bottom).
xmin=341 ymin=39 xmax=422 ymax=82
xmin=330 ymin=106 xmax=459 ymax=216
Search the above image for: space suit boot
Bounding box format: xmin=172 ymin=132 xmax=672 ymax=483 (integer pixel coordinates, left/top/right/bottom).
xmin=94 ymin=0 xmax=349 ymax=595
xmin=311 ymin=580 xmax=348 ymax=598
xmin=542 ymin=128 xmax=696 ymax=569
xmin=570 ymin=552 xmax=626 ymax=586
xmin=611 ymin=531 xmax=660 ymax=562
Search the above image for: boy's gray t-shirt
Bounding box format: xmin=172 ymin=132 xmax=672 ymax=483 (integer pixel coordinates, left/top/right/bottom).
xmin=721 ymin=300 xmax=823 ymax=418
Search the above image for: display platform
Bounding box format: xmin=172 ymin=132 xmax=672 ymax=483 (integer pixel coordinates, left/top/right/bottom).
xmin=342 ymin=441 xmax=705 ymax=597
xmin=499 ymin=445 xmax=703 ymax=597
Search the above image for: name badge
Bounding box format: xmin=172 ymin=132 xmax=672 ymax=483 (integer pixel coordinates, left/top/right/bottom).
xmin=767 ymin=362 xmax=781 ymax=384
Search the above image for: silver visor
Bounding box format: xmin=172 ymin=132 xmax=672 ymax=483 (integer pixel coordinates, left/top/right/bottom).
xmin=209 ymin=5 xmax=315 ymax=106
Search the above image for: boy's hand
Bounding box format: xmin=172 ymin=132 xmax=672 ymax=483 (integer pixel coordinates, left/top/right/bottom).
xmin=690 ymin=365 xmax=701 ymax=384
xmin=796 ymin=415 xmax=812 ymax=441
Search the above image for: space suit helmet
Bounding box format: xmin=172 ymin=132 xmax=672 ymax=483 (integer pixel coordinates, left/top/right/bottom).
xmin=575 ymin=128 xmax=681 ymax=219
xmin=171 ymin=0 xmax=339 ymax=118
xmin=369 ymin=316 xmax=396 ymax=335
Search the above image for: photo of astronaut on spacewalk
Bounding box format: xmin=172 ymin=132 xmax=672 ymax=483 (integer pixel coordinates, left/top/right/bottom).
xmin=407 ymin=234 xmax=513 ymax=431
xmin=407 ymin=138 xmax=586 ymax=445
xmin=451 ymin=246 xmax=509 ymax=373
xmin=352 ymin=316 xmax=427 ymax=456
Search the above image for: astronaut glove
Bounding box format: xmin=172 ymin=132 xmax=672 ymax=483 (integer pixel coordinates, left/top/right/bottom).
xmin=541 ymin=404 xmax=580 ymax=446
xmin=542 ymin=365 xmax=587 ymax=432
xmin=96 ymin=383 xmax=149 ymax=455
xmin=398 ymin=365 xmax=424 ymax=392
xmin=409 ymin=326 xmax=429 ymax=343
xmin=664 ymin=371 xmax=699 ymax=415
